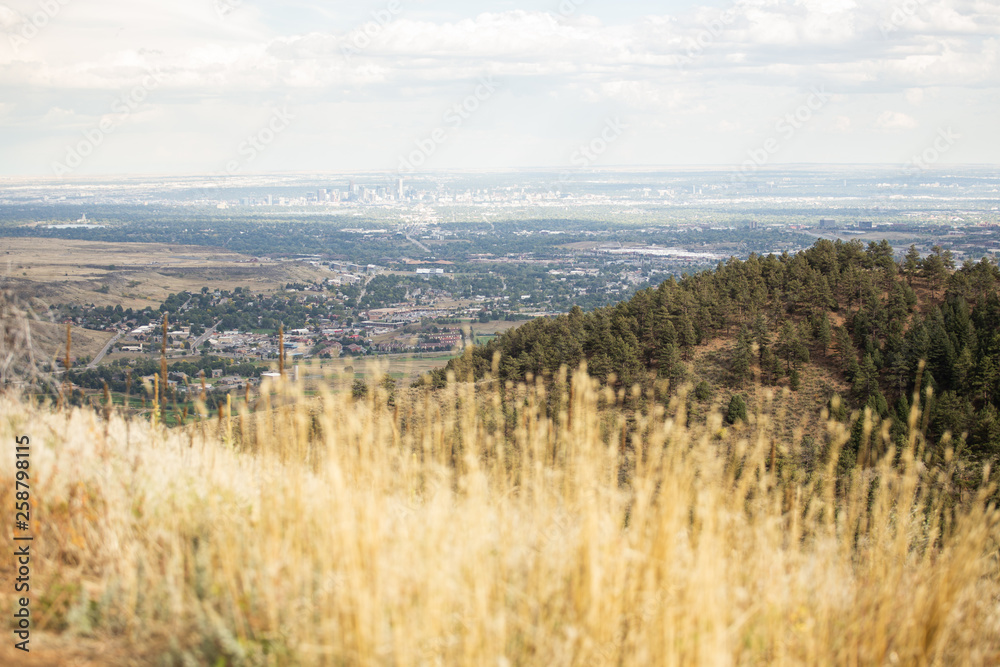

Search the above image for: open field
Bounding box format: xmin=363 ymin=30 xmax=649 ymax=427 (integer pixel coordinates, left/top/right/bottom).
xmin=1 ymin=373 xmax=998 ymax=665
xmin=469 ymin=319 xmax=532 ymax=335
xmin=373 ymin=320 xmax=529 ymax=352
xmin=0 ymin=237 xmax=326 ymax=309
xmin=297 ymin=353 xmax=460 ymax=383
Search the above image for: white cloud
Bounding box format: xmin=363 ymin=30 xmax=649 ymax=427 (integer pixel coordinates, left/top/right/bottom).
xmin=0 ymin=0 xmax=997 ymax=173
xmin=876 ymin=110 xmax=919 ymax=129
xmin=0 ymin=4 xmax=20 ymax=33
xmin=2 ymin=4 xmax=998 ymax=94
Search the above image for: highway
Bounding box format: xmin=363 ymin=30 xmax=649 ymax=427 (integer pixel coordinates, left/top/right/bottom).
xmin=87 ymin=331 xmax=123 ymax=369
xmin=192 ymin=320 xmax=222 ymax=350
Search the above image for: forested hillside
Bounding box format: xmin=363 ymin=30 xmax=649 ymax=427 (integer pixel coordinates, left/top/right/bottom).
xmin=444 ymin=239 xmax=1000 ymax=462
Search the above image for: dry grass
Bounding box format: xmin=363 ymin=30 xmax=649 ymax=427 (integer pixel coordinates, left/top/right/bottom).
xmin=28 ymin=320 xmax=115 ymax=364
xmin=467 ymin=320 xmax=534 ymax=335
xmin=0 ymin=366 xmax=998 ymax=665
xmin=311 ymin=354 xmax=458 ymax=383
xmin=0 ymin=284 xmax=114 ymax=368
xmin=0 ymin=288 xmax=39 ymax=384
xmin=0 ymin=238 xmax=325 ymax=308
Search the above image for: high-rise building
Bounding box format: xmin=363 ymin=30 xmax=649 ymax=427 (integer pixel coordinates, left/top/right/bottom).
xmin=397 ymin=178 xmax=404 ymax=200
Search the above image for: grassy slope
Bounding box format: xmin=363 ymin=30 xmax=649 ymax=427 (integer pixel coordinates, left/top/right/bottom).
xmin=0 ymin=372 xmax=997 ymax=665
xmin=27 ymin=320 xmax=115 ymax=364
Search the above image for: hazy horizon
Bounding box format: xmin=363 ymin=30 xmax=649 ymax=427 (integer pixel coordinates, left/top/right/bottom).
xmin=2 ymin=163 xmax=999 ymax=183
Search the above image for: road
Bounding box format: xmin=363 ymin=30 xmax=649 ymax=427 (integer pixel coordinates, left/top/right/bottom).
xmin=192 ymin=320 xmax=222 ymax=350
xmin=406 ymin=235 xmax=431 ymax=254
xmin=88 ymin=331 xmax=123 ymax=369
xmin=76 ymin=302 xmax=208 ymax=369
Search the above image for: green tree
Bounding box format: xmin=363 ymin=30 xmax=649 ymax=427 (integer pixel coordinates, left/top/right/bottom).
xmin=777 ymin=320 xmax=800 ymax=374
xmin=790 ymin=367 xmax=801 ymax=391
xmin=922 ymin=246 xmax=948 ymax=295
xmin=726 ymin=394 xmax=748 ymax=425
xmin=816 ymin=313 xmax=832 ymax=356
xmin=677 ymin=313 xmax=697 ymax=360
xmin=834 ymin=326 xmax=855 ymax=377
xmin=694 ymin=380 xmax=714 ymax=401
xmin=731 ymin=327 xmax=754 ymax=385
xmin=955 ymin=346 xmax=974 ymax=390
xmin=903 ymin=245 xmax=921 ymax=284
xmin=760 ymin=346 xmax=781 ymax=386
xmin=351 ymin=378 xmax=368 ymax=400
xmin=853 ymin=354 xmax=879 ymax=401
xmin=657 ymin=343 xmax=686 ymax=386
xmin=752 ymin=311 xmax=771 ymax=351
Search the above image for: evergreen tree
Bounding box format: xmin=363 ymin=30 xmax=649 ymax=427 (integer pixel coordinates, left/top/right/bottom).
xmin=777 ymin=320 xmax=800 ymax=374
xmin=657 ymin=343 xmax=686 ymax=385
xmin=816 ymin=313 xmax=832 ymax=356
xmin=834 ymin=326 xmax=855 ymax=377
xmin=659 ymin=319 xmax=677 ymax=349
xmin=923 ymin=246 xmax=948 ymax=294
xmin=926 ymin=309 xmax=956 ymax=390
xmin=726 ymin=394 xmax=748 ymax=425
xmin=677 ymin=313 xmax=697 ymax=360
xmin=752 ymin=311 xmax=771 ymax=351
xmin=761 ymin=347 xmax=781 ymax=386
xmin=903 ymin=244 xmax=921 ymax=284
xmin=972 ymin=403 xmax=1000 ymax=460
xmin=853 ymin=354 xmax=879 ymax=400
xmin=955 ymin=346 xmax=974 ymax=390
xmin=731 ymin=327 xmax=754 ymax=385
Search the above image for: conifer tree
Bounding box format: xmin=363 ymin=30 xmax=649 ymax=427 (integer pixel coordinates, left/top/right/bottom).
xmin=731 ymin=326 xmax=754 ymax=385
xmin=726 ymin=394 xmax=747 ymax=425
xmin=816 ymin=313 xmax=832 ymax=356
xmin=903 ymin=244 xmax=921 ymax=284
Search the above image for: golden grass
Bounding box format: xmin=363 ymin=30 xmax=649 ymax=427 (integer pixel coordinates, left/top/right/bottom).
xmin=0 ymin=366 xmax=998 ymax=665
xmin=1 ymin=238 xmax=325 ymax=308
xmin=27 ymin=320 xmax=115 ymax=364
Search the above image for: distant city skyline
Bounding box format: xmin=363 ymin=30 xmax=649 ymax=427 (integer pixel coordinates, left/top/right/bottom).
xmin=0 ymin=0 xmax=997 ymax=176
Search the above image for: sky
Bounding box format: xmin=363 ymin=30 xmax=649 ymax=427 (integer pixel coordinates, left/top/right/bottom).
xmin=0 ymin=0 xmax=997 ymax=177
